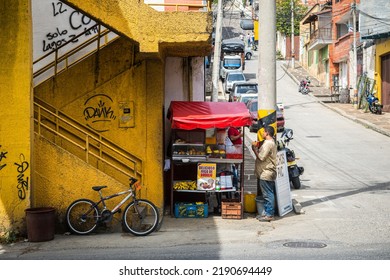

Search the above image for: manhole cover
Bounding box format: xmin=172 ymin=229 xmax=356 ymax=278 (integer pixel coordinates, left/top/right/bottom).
xmin=283 ymin=241 xmax=327 ymax=248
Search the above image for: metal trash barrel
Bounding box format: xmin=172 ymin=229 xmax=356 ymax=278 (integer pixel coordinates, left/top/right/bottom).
xmin=255 ymin=196 xmax=265 ymax=217
xmin=25 ymin=207 xmax=55 ymax=242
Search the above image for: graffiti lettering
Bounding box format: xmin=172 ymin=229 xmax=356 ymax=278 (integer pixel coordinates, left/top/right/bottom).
xmin=46 ymin=27 xmax=68 ymax=40
xmin=52 ymin=1 xmax=67 ymax=17
xmin=14 ymin=154 xmax=29 ymax=200
xmin=69 ymin=11 xmax=92 ymax=30
xmin=0 ymin=145 xmax=7 ymax=171
xmin=83 ymin=94 xmax=117 ymax=132
xmin=84 ymin=25 xmax=99 ymax=36
xmin=42 ymin=3 xmax=95 ymax=52
xmin=84 ymin=101 xmax=116 ymax=121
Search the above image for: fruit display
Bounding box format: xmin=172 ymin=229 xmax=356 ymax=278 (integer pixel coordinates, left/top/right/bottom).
xmin=206 ymin=145 xmax=226 ymax=158
xmin=174 ymin=202 xmax=209 ymax=218
xmin=173 ymin=180 xmax=197 ymax=190
xmin=172 ymin=144 xmax=205 ymax=157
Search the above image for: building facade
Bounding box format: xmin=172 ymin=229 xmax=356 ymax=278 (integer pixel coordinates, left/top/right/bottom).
xmin=0 ymin=0 xmax=212 ymax=238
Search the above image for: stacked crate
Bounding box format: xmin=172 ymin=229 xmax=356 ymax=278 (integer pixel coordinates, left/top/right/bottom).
xmin=221 ymin=199 xmax=242 ymax=219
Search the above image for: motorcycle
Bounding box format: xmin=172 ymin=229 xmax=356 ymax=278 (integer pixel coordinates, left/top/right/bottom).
xmin=365 ymin=91 xmax=383 ymax=115
xmin=298 ymin=77 xmax=311 ymax=94
xmin=277 ymin=128 xmax=304 ymax=189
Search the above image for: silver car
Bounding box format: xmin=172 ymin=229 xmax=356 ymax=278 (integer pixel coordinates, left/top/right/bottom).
xmin=224 ymin=71 xmax=246 ymax=93
xmin=229 ymin=81 xmax=258 ymax=102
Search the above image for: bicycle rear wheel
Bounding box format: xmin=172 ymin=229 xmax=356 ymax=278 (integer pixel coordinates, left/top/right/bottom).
xmin=66 ymin=199 xmax=99 ymax=235
xmin=122 ymin=199 xmax=159 ymax=236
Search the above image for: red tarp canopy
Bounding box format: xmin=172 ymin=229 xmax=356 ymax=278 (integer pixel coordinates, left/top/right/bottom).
xmin=168 ymin=101 xmax=252 ymax=130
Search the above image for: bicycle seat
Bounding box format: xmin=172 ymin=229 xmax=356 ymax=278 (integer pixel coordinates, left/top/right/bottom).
xmin=92 ymin=186 xmax=107 ymax=191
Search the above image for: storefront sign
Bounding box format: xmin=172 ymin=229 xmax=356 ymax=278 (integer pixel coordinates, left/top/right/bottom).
xmin=275 ymin=150 xmax=293 ymax=216
xmin=197 ymin=163 xmax=216 ymax=190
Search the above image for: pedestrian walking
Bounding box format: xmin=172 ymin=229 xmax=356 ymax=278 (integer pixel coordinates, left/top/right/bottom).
xmin=246 ymin=32 xmax=251 ymax=46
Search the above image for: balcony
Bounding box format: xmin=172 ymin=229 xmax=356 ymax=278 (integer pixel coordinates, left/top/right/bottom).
xmin=308 ymin=28 xmax=332 ymax=51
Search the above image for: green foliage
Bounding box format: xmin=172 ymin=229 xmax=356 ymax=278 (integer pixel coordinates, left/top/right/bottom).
xmin=276 ymin=0 xmax=308 ymax=36
xmin=0 ymin=230 xmax=20 ymax=244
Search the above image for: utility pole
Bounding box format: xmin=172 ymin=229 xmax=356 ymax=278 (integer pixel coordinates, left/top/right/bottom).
xmin=211 ymin=0 xmax=223 ymax=102
xmin=352 ymin=0 xmax=358 ymax=108
xmin=257 ymin=0 xmax=277 ymax=140
xmin=291 ymin=0 xmax=295 ymax=69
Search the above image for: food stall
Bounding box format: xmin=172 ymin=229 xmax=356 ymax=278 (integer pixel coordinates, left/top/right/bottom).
xmin=167 ymin=101 xmax=252 ymax=219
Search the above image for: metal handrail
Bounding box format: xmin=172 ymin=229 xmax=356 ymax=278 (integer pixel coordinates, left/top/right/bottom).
xmin=33 ymin=98 xmax=143 ymax=183
xmin=33 ymin=24 xmax=118 ymax=81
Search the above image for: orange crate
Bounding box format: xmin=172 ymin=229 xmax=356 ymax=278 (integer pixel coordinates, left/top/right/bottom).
xmin=221 ymin=199 xmax=242 ymax=219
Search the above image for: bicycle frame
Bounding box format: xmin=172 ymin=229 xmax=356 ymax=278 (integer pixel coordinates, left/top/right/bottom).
xmin=91 ymin=187 xmax=135 ymax=219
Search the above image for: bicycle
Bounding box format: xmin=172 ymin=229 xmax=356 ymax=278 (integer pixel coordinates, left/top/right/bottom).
xmin=65 ymin=177 xmax=159 ymax=236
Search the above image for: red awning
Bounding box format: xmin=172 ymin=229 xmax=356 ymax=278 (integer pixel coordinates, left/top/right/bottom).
xmin=168 ymin=101 xmax=252 ymax=130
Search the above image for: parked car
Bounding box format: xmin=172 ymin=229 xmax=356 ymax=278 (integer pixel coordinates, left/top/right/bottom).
xmin=224 ymin=71 xmax=246 ymax=93
xmin=238 ymin=92 xmax=257 ymax=104
xmin=229 ymin=81 xmax=258 ymax=101
xmin=246 ymin=99 xmax=285 ymax=132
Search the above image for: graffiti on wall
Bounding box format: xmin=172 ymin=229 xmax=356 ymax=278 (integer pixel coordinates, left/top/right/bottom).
xmin=0 ymin=145 xmax=7 ymax=171
xmin=0 ymin=145 xmax=29 ymax=200
xmin=15 ymin=154 xmax=29 ymax=200
xmin=83 ymin=94 xmax=117 ymax=133
xmin=41 ymin=1 xmax=98 ymax=53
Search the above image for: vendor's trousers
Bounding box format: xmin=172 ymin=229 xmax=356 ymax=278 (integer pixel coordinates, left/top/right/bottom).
xmin=259 ymin=179 xmax=276 ymax=217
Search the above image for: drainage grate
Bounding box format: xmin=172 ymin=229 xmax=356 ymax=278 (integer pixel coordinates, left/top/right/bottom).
xmin=283 ymin=241 xmax=327 ymax=248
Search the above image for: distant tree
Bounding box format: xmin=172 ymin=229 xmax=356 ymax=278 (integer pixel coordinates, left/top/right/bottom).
xmin=276 ymin=0 xmax=308 ymax=36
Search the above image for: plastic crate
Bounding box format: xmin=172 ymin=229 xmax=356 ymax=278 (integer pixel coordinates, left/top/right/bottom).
xmin=221 ymin=199 xmax=242 ymax=219
xmin=174 ymin=202 xmax=208 ymax=218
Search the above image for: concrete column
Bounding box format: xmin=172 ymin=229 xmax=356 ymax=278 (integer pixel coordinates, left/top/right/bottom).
xmin=257 ymin=0 xmax=276 ymax=140
xmin=0 ymin=0 xmax=33 ymax=235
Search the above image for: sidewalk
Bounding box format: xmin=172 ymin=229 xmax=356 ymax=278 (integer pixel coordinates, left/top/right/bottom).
xmin=281 ymin=62 xmax=390 ymax=138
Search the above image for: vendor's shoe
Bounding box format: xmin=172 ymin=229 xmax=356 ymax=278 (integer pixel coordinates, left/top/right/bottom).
xmin=258 ymin=216 xmax=273 ymax=222
xmin=256 ymin=214 xmax=265 ymax=220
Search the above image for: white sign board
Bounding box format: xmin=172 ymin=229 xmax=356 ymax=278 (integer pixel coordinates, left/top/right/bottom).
xmin=275 ymin=150 xmax=293 ymax=216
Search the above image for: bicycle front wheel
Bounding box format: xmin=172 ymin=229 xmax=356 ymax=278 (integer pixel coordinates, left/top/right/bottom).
xmin=123 ymin=199 xmax=159 ymax=236
xmin=66 ymin=199 xmax=99 ymax=235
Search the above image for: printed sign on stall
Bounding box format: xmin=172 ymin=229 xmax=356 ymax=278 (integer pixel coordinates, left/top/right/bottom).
xmin=275 ymin=150 xmax=293 ymax=216
xmin=197 ymin=163 xmax=216 ymax=190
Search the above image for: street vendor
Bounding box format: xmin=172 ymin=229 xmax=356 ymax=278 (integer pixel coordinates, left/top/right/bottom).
xmin=228 ymin=126 xmax=243 ymax=145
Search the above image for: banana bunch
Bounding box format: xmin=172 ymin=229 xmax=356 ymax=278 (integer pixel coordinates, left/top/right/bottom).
xmin=196 ymin=206 xmax=205 ymax=217
xmin=173 ymin=181 xmax=197 ymax=190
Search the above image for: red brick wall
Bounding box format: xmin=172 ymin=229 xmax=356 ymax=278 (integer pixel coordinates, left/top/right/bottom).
xmin=330 ymin=0 xmax=360 ymax=82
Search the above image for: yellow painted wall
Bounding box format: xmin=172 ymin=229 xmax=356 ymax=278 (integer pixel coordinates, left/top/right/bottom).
xmin=34 ymin=135 xmax=128 ymax=231
xmin=0 ymin=0 xmax=32 ymax=237
xmin=62 ymin=0 xmax=212 ymax=55
xmin=375 ymin=38 xmax=390 ymax=101
xmin=34 ymin=38 xmax=164 ymax=220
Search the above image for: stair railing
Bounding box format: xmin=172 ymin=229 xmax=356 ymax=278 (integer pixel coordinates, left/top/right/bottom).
xmin=33 ymin=24 xmax=118 ymax=85
xmin=33 ymin=97 xmax=143 ymax=184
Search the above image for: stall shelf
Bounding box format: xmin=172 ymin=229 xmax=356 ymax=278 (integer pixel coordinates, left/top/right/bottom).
xmin=167 ymin=101 xmax=252 ymax=218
